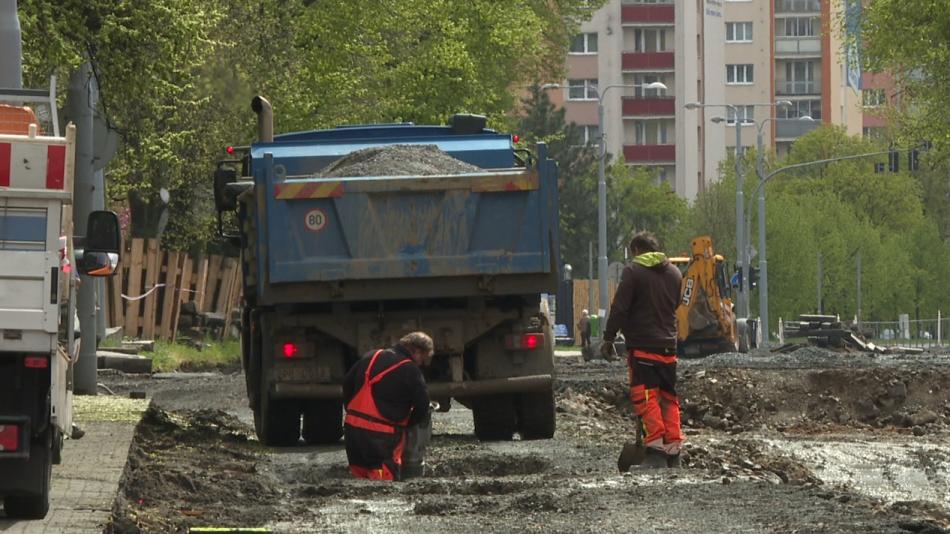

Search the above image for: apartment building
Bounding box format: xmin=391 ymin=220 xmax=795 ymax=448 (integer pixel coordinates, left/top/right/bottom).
xmin=550 ymin=0 xmax=725 ymax=201
xmin=556 ymin=0 xmax=875 ymax=200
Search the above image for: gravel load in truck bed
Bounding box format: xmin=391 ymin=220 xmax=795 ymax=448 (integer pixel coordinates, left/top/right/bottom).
xmin=319 ymin=144 xmax=483 ymax=178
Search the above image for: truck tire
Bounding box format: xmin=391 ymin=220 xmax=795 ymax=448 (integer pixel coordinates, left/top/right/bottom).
xmin=254 ymin=389 xmax=301 ymax=447
xmin=3 ymin=429 xmax=52 ymax=519
xmin=302 ymin=400 xmax=344 ymax=445
xmin=516 ymin=389 xmax=556 ymax=440
xmin=472 ymin=394 xmax=516 ymax=441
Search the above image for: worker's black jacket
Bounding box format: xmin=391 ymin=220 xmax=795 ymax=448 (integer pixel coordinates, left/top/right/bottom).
xmin=342 ymin=345 xmax=429 ymax=427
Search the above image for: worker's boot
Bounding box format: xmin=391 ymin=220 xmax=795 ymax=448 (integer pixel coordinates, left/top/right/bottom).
xmin=632 ymin=447 xmax=669 ymax=470
xmin=667 ymin=453 xmax=682 ymax=468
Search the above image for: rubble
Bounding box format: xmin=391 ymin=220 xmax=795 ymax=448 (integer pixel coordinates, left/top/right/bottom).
xmin=319 ymin=144 xmax=482 ymax=178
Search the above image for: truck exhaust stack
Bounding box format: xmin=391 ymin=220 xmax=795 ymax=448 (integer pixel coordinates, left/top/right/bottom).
xmin=251 ymin=95 xmax=273 ymax=143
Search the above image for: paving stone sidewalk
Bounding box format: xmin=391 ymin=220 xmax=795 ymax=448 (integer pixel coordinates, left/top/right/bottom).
xmin=0 ymin=396 xmax=147 ymax=533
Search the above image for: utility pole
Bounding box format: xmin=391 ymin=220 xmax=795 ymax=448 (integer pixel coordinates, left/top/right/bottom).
xmin=856 ymin=251 xmax=862 ymax=329
xmin=0 ymin=0 xmax=22 ymax=89
xmin=67 ymin=62 xmax=98 ymax=395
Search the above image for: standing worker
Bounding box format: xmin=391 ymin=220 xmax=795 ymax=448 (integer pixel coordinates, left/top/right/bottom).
xmin=601 ymin=231 xmax=683 ymax=469
xmin=343 ymin=332 xmax=434 ymax=481
xmin=577 ymin=309 xmax=591 ymax=350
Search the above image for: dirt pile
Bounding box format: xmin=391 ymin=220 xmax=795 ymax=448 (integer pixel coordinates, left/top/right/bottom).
xmin=679 ymin=367 xmax=950 ymax=434
xmin=320 ymin=144 xmax=482 ymax=177
xmin=111 ymin=406 xmax=283 ymax=533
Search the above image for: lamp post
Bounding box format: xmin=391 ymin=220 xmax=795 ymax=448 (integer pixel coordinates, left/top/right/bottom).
xmin=752 ymin=112 xmax=811 ymax=345
xmin=685 ymin=101 xmax=792 ymax=322
xmin=544 ymin=81 xmax=668 ymax=316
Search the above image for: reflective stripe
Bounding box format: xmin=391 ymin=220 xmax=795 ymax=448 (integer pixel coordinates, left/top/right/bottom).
xmin=345 ymin=413 xmax=396 ymax=434
xmin=632 ymin=349 xmax=677 ymax=364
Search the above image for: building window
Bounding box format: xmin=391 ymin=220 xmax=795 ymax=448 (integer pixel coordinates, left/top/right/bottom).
xmin=633 ymin=75 xmax=667 ymax=97
xmin=776 ymin=0 xmax=820 ymax=13
xmin=778 ymin=99 xmax=821 ymax=120
xmin=570 ymin=33 xmax=598 ymax=54
xmin=862 ymin=127 xmax=885 ymax=140
xmin=782 ymin=60 xmax=816 ymax=94
xmin=726 ymin=64 xmax=754 ymax=84
xmin=726 ymin=22 xmax=753 ymax=43
xmin=621 ymin=0 xmax=673 ymax=4
xmin=726 ymin=105 xmax=755 ymax=125
xmin=778 ymin=16 xmax=818 ymax=37
xmin=567 ymin=79 xmax=598 ymax=100
xmin=582 ymin=125 xmax=601 ymax=145
xmin=862 ymin=88 xmax=887 ymax=107
xmin=633 ymin=28 xmax=670 ymax=53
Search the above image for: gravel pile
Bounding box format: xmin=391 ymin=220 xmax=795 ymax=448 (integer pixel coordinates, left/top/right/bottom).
xmin=319 ymin=144 xmax=482 ymax=177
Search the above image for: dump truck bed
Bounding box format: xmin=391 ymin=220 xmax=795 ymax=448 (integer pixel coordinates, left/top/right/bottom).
xmin=247 ymin=127 xmax=558 ymax=302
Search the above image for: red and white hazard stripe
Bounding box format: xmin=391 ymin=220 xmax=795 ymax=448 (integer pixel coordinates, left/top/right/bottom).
xmin=0 ymin=139 xmax=67 ymax=190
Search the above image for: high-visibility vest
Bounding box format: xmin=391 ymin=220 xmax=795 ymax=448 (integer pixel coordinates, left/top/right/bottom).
xmin=344 ymin=350 xmax=412 ymax=434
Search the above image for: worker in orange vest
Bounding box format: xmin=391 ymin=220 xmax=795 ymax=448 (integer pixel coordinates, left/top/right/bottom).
xmin=343 ymin=332 xmax=434 ymax=481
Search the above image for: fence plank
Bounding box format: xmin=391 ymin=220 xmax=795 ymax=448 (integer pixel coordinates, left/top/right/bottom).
xmin=214 ymin=258 xmax=236 ymax=313
xmin=124 ymin=238 xmax=146 ymax=337
xmin=572 ymin=279 xmax=617 ymax=344
xmin=194 ymin=257 xmax=210 ymax=312
xmin=159 ymin=251 xmax=181 ymax=340
xmin=141 ymin=240 xmax=161 ymax=340
xmin=222 ymin=263 xmax=242 ymax=337
xmin=108 ymin=266 xmax=124 ymax=329
xmin=203 ymin=255 xmax=223 ymax=312
xmin=173 ymin=255 xmax=193 ymax=342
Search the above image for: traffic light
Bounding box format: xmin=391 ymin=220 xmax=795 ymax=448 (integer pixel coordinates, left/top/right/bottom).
xmin=888 ymin=148 xmax=899 ymax=172
xmin=749 ymin=267 xmax=759 ymax=289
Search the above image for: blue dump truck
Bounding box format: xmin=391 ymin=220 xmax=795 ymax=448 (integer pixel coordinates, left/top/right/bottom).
xmin=213 ymin=97 xmax=559 ymax=446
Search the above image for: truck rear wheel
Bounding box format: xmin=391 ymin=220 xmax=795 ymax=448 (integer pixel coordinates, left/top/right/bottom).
xmin=516 ymin=389 xmax=556 ymax=440
xmin=3 ymin=429 xmax=52 ymax=519
xmin=472 ymin=394 xmax=516 ymax=441
xmin=254 ymin=389 xmax=301 ymax=446
xmin=302 ymin=400 xmax=344 ymax=445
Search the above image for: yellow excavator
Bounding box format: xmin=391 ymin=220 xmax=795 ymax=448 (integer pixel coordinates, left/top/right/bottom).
xmin=673 ymin=236 xmax=754 ymax=357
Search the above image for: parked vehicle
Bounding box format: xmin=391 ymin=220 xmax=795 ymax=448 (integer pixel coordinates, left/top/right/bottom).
xmin=0 ymin=83 xmax=121 ymax=518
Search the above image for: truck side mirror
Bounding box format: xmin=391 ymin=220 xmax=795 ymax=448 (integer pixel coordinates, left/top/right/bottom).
xmin=78 ymin=210 xmax=122 ymax=277
xmin=214 ymin=165 xmax=238 ymax=211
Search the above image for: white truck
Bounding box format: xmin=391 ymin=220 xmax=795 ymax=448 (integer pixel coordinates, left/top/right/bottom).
xmin=0 ymin=83 xmax=121 ymax=519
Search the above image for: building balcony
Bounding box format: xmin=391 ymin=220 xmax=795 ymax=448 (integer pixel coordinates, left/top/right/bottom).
xmin=775 ymin=80 xmax=821 ymax=96
xmin=622 ymin=51 xmax=675 ymax=71
xmin=775 ymin=37 xmax=821 ymax=57
xmin=622 ymin=96 xmax=675 ymax=116
xmin=775 ymin=119 xmax=821 ymax=140
xmin=621 ymin=4 xmax=674 ymax=24
xmin=623 ymin=144 xmax=675 ymax=162
xmin=775 ymin=0 xmax=820 ymax=14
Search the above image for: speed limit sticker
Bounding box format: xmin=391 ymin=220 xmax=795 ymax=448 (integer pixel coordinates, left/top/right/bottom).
xmin=304 ymin=208 xmax=327 ymax=232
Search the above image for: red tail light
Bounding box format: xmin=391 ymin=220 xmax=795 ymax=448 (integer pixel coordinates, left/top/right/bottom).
xmin=24 ymin=356 xmax=48 ymax=369
xmin=0 ymin=425 xmax=19 ymax=452
xmin=505 ymin=333 xmax=544 ymax=350
xmin=282 ymin=343 xmax=298 ymax=358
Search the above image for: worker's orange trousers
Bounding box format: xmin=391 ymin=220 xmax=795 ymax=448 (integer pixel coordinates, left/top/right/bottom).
xmin=627 ymin=349 xmax=683 ymax=455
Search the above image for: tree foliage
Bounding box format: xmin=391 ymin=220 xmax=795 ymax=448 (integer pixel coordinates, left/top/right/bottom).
xmin=18 ymin=0 xmax=602 ymax=251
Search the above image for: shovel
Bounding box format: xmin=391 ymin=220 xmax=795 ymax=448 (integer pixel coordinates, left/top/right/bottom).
xmin=617 ymin=417 xmax=646 ymax=473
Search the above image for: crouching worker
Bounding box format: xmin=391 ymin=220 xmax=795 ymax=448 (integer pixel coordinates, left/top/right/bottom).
xmin=343 ymin=332 xmax=434 ymax=481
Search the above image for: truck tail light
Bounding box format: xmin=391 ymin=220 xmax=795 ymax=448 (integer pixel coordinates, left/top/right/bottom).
xmin=24 ymin=356 xmax=48 ymax=369
xmin=505 ymin=333 xmax=544 ymax=350
xmin=282 ymin=343 xmax=298 ymax=358
xmin=0 ymin=425 xmax=19 ymax=452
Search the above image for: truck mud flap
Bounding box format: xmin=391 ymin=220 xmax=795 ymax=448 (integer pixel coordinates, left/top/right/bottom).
xmin=273 ymin=374 xmax=553 ymax=400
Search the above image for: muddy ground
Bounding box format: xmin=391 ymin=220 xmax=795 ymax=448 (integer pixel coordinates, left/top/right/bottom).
xmin=103 ymin=347 xmax=950 ymax=533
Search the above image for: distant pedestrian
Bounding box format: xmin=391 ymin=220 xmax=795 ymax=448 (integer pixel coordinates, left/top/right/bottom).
xmin=577 ymin=309 xmax=591 ymax=348
xmin=343 ymin=332 xmax=433 ymax=481
xmin=602 ymin=231 xmax=683 ymax=469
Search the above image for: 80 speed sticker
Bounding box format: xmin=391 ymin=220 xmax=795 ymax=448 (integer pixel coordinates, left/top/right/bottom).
xmin=304 ymin=208 xmax=327 ymax=232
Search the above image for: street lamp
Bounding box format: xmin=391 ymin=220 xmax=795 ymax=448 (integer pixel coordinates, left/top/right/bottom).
xmin=546 ymin=81 xmax=668 ymax=316
xmin=593 ymin=81 xmax=667 ymax=316
xmin=750 ymin=113 xmax=814 ymax=345
xmin=684 ymin=100 xmax=791 ymax=323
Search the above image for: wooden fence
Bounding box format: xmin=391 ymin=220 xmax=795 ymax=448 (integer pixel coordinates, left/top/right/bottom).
xmin=106 ymin=238 xmax=242 ymax=341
